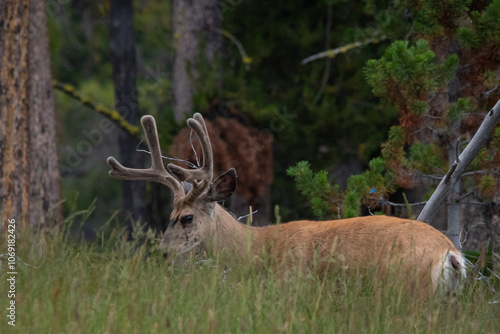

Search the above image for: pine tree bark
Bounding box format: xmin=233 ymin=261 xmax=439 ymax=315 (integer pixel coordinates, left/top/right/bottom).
xmin=172 ymin=0 xmax=222 ymax=122
xmin=492 ymin=191 xmax=500 ymax=273
xmin=0 ymin=0 xmax=62 ymax=230
xmin=109 ymin=0 xmax=148 ymax=227
xmin=446 ymin=145 xmax=462 ymax=249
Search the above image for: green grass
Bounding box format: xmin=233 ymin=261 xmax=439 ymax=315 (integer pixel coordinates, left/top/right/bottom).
xmin=1 ymin=220 xmax=499 ymax=334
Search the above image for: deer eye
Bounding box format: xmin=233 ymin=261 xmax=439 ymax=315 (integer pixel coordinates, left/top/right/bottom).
xmin=181 ymin=215 xmax=194 ymax=226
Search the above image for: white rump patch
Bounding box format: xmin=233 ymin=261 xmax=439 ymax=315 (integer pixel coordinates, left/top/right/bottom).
xmin=432 ymin=250 xmax=466 ymax=292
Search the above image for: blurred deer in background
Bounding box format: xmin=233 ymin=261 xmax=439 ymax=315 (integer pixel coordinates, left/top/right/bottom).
xmin=107 ymin=113 xmax=465 ymax=297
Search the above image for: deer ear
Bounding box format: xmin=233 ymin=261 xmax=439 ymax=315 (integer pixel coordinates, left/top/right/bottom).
xmin=181 ymin=181 xmax=192 ymax=195
xmin=206 ymin=168 xmax=237 ymax=202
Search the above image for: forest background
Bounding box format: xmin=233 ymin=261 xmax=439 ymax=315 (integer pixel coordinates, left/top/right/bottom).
xmin=2 ymin=0 xmax=500 ymax=271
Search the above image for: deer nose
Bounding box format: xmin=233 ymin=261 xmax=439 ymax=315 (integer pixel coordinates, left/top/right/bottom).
xmin=159 ymin=239 xmax=168 ymax=252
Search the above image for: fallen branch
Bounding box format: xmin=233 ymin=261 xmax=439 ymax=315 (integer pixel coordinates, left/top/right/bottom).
xmin=417 ymin=99 xmax=500 ymax=224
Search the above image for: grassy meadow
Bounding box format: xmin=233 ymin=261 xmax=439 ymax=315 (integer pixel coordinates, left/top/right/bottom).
xmin=1 ymin=215 xmax=500 ymax=334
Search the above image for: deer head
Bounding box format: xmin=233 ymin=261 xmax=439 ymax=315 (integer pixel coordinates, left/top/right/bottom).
xmin=106 ymin=113 xmax=237 ymax=257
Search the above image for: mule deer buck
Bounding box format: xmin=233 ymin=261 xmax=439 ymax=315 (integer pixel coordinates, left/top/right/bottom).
xmin=107 ymin=113 xmax=465 ymax=297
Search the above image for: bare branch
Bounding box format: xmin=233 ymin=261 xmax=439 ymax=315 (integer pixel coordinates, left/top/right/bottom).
xmin=237 ymin=210 xmax=259 ymax=221
xmin=418 ymin=98 xmax=500 ymax=224
xmin=462 ymin=167 xmax=500 ymax=177
xmin=368 ymin=196 xmax=427 ymax=207
xmin=136 ymin=145 xmax=198 ymax=169
xmin=460 ymin=222 xmax=486 ymax=248
xmin=216 ymin=28 xmax=251 ymax=70
xmin=301 ymin=35 xmax=387 ymax=65
xmin=482 ymin=85 xmax=500 ymax=98
xmin=408 ymin=170 xmax=443 ymax=181
xmin=189 ymin=129 xmax=201 ymax=168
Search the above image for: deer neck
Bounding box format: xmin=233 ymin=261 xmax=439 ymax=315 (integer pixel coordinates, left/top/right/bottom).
xmin=211 ymin=204 xmax=269 ymax=261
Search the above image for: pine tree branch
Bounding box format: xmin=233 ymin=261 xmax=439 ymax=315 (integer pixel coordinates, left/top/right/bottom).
xmin=301 ymin=35 xmax=387 ymax=65
xmin=417 ymin=98 xmax=500 ymax=224
xmin=53 ymin=80 xmax=141 ymax=138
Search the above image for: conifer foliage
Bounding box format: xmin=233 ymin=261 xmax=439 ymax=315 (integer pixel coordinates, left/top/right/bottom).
xmin=289 ymin=0 xmax=500 ymax=264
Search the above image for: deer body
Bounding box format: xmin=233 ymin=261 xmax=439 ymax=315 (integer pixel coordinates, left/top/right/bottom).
xmin=189 ymin=205 xmax=463 ymax=293
xmin=107 ymin=113 xmax=465 ymax=298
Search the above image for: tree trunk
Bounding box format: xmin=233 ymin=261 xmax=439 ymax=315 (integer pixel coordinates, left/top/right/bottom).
xmin=446 ymin=144 xmax=462 ymax=249
xmin=0 ymin=0 xmax=62 ymax=231
xmin=109 ymin=0 xmax=148 ymax=227
xmin=149 ymin=184 xmax=173 ymax=232
xmin=492 ymin=191 xmax=500 ymax=273
xmin=172 ymin=0 xmax=222 ymax=122
xmin=418 ymin=99 xmax=500 ymax=227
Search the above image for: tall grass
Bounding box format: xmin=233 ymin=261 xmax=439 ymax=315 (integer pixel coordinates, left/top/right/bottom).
xmin=1 ymin=216 xmax=499 ymax=334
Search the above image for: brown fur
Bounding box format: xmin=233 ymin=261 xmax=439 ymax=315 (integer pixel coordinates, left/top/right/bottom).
xmin=202 ymin=207 xmax=463 ymax=298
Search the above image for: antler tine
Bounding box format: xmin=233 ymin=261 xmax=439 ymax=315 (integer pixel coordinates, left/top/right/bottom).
xmin=106 ymin=116 xmax=183 ymax=196
xmin=167 ymin=113 xmax=214 ymax=202
xmin=167 ymin=113 xmax=214 ymax=182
